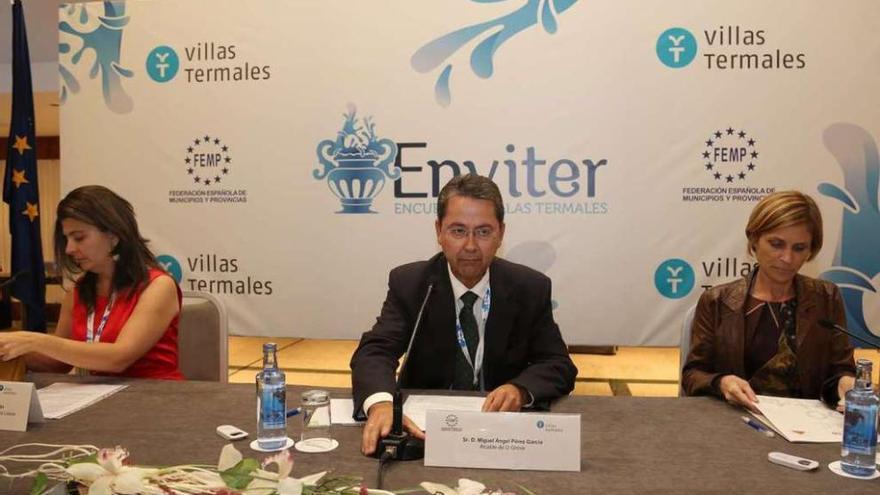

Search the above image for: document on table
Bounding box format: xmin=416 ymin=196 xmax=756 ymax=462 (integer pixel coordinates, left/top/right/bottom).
xmin=751 ymin=395 xmax=843 ymax=443
xmin=404 ymin=395 xmax=485 ymax=431
xmin=37 ymin=383 xmax=128 ymax=419
xmin=329 ymin=398 xmax=363 ymax=426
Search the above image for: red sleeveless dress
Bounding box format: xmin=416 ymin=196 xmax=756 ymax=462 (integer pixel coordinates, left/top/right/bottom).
xmin=70 ymin=268 xmax=184 ymax=380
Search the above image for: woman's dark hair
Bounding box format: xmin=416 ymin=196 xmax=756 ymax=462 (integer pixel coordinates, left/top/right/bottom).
xmin=54 ymin=185 xmax=159 ymax=310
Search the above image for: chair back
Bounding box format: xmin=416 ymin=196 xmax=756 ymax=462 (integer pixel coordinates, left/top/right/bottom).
xmin=178 ymin=291 xmax=228 ymax=382
xmin=679 ymin=304 xmax=697 ymax=396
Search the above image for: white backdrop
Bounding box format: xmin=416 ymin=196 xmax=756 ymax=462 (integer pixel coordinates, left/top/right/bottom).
xmin=59 ymin=0 xmax=880 ymax=346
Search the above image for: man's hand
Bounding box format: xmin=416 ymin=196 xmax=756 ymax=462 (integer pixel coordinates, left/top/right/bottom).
xmin=482 ymin=383 xmax=527 ymax=412
xmin=718 ymin=375 xmax=760 ymax=413
xmin=360 ymin=401 xmax=425 ymax=456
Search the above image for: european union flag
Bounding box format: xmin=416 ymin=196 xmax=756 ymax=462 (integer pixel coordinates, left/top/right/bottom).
xmin=2 ymin=0 xmax=46 ymax=331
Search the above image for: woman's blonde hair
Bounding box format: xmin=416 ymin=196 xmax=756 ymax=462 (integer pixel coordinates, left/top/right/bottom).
xmin=745 ymin=190 xmax=823 ymax=261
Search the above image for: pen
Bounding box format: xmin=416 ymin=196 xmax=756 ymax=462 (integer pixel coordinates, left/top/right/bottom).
xmin=286 ymin=408 xmax=302 ymax=418
xmin=741 ymin=416 xmax=775 ymax=438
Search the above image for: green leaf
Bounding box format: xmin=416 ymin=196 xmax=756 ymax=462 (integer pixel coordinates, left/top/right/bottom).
xmin=28 ymin=473 xmax=48 ymax=495
xmin=220 ymin=458 xmax=259 ymax=489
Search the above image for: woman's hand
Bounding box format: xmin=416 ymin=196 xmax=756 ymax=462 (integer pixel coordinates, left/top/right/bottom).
xmin=718 ymin=375 xmax=760 ymax=412
xmin=836 ymin=375 xmax=855 ymax=412
xmin=0 ymin=331 xmax=46 ymax=361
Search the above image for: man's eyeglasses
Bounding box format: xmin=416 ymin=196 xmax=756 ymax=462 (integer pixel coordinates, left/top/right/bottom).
xmin=445 ymin=226 xmax=496 ymax=240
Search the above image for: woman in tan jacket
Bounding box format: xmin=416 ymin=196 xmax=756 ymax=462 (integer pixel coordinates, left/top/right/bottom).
xmin=682 ymin=191 xmax=856 ymax=411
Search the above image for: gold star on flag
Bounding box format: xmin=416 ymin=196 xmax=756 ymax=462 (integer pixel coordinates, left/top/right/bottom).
xmin=12 ymin=135 xmax=31 ymax=155
xmin=22 ymin=202 xmax=39 ymax=222
xmin=11 ymin=169 xmax=29 ymax=189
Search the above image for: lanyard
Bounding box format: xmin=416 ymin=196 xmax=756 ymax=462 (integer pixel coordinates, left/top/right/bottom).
xmin=86 ymin=293 xmax=116 ymax=343
xmin=455 ymin=284 xmax=491 ymax=387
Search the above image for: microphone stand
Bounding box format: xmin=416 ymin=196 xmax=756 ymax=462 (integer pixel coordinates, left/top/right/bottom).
xmin=375 ymin=281 xmax=433 ymax=462
xmin=819 ymin=319 xmax=880 ymax=349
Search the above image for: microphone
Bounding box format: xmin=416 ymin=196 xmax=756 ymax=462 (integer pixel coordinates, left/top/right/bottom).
xmin=818 ymin=319 xmax=880 ymax=349
xmin=0 ymin=270 xmax=29 ymax=290
xmin=374 ymin=276 xmax=435 ymax=462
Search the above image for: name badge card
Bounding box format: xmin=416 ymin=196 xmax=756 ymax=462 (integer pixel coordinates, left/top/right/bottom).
xmin=0 ymin=381 xmax=44 ymax=432
xmin=424 ymin=410 xmax=580 ymax=471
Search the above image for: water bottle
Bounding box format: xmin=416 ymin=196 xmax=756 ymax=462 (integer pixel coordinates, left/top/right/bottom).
xmin=841 ymin=358 xmax=878 ymax=477
xmin=256 ymin=343 xmax=287 ymax=450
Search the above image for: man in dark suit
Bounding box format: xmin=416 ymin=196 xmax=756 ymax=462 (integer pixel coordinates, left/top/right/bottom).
xmin=351 ymin=173 xmax=577 ymax=455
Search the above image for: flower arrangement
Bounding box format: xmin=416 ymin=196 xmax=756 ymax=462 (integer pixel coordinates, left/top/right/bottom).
xmin=0 ymin=443 xmax=532 ymax=495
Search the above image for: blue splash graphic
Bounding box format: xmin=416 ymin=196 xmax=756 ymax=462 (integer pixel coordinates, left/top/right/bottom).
xmin=411 ymin=0 xmax=579 ymax=107
xmin=59 ymin=2 xmax=133 ymax=114
xmin=818 ymin=123 xmax=880 ymax=347
xmin=505 ymin=240 xmax=560 ymax=309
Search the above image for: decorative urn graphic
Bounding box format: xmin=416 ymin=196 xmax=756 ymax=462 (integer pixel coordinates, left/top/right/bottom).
xmin=314 ymin=105 xmax=399 ymax=214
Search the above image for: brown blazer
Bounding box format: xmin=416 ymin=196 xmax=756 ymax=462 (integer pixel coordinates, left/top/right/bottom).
xmin=682 ymin=272 xmax=856 ymax=406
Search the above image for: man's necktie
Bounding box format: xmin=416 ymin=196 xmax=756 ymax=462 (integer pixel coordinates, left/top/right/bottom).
xmin=453 ymin=291 xmax=480 ymax=389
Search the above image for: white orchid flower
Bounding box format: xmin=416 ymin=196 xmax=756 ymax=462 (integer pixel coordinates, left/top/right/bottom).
xmin=218 ymin=444 xmax=244 ymax=471
xmin=420 ymin=478 xmax=487 ymax=495
xmin=245 ymin=449 xmax=327 ymax=495
xmin=66 ymin=447 xmax=157 ymax=495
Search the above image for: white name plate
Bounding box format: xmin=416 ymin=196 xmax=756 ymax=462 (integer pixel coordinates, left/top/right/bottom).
xmin=425 ymin=410 xmax=580 ymax=471
xmin=0 ymin=381 xmax=44 ymax=432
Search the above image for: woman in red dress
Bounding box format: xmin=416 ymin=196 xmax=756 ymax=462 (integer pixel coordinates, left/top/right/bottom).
xmin=0 ymin=186 xmax=183 ymax=379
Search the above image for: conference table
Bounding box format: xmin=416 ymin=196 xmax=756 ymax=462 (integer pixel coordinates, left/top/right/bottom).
xmin=1 ymin=374 xmax=876 ymax=494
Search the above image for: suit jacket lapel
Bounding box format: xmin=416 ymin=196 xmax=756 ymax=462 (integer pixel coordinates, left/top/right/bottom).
xmin=483 ymin=259 xmax=515 ymax=387
xmin=427 ymin=256 xmax=457 ymax=386
xmin=721 ymin=275 xmax=748 ymax=376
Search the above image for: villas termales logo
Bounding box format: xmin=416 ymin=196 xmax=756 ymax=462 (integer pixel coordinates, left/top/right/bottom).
xmin=657 ymin=25 xmax=807 ymax=70
xmin=145 ymin=41 xmax=272 ymax=84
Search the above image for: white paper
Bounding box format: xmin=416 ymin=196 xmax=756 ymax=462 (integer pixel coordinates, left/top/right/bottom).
xmin=404 ymin=395 xmax=485 ymax=431
xmin=753 ymin=395 xmax=843 ymax=443
xmin=425 ymin=410 xmax=581 ymax=471
xmin=37 ymin=383 xmax=127 ymax=419
xmin=304 ymin=404 xmax=331 ymax=427
xmin=329 ymin=398 xmax=363 ymax=426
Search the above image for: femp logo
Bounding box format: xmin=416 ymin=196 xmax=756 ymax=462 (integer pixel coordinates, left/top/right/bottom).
xmin=682 ymin=126 xmax=775 ymax=203
xmin=146 ymin=46 xmax=180 ymax=83
xmin=157 ymin=254 xmax=183 ymax=283
xmin=168 ymin=134 xmax=247 ymax=205
xmin=314 ymin=104 xmax=399 ymax=214
xmin=656 ymin=28 xmax=697 ymax=68
xmin=655 ymin=258 xmax=695 ymax=299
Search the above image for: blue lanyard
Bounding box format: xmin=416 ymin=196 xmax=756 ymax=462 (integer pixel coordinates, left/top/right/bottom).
xmin=86 ymin=293 xmax=116 ymax=343
xmin=455 ymin=285 xmax=491 ymax=387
